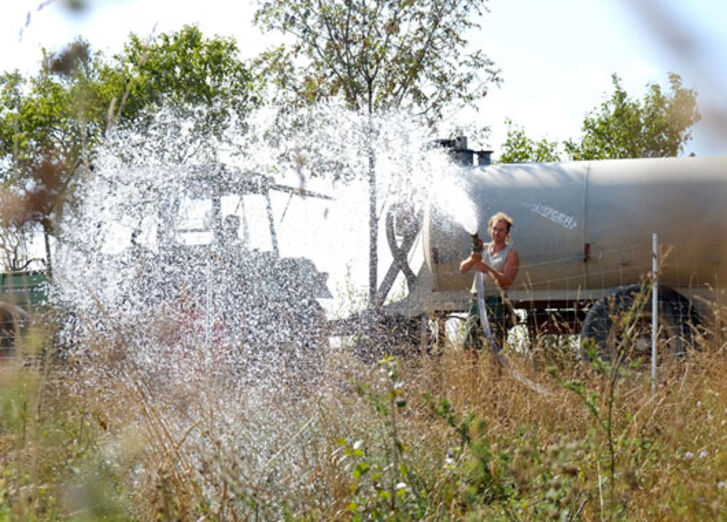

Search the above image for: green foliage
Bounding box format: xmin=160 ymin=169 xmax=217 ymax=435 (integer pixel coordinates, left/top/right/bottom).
xmin=0 ymin=25 xmax=258 ymax=188
xmin=498 ymin=119 xmax=562 ymax=163
xmin=431 ymin=398 xmax=515 ymax=513
xmin=506 ymin=432 xmax=589 ymax=521
xmin=0 ymin=363 xmax=126 ymax=520
xmin=340 ymin=357 xmax=426 ymax=520
xmin=3 ymin=330 xmax=727 ymax=519
xmin=565 ymin=73 xmax=700 ymax=160
xmin=561 ymin=287 xmax=655 ymax=520
xmin=0 ymin=41 xmax=115 ymax=269
xmin=254 ymin=0 xmax=500 ymax=119
xmin=0 ymin=26 xmax=258 ymax=269
xmin=101 ymin=25 xmax=259 ymax=138
xmin=500 ymin=73 xmax=700 ymax=164
xmin=1 ymin=39 xmax=113 ymax=186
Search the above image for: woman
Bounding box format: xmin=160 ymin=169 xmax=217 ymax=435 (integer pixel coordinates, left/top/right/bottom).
xmin=459 ymin=211 xmax=519 ymax=351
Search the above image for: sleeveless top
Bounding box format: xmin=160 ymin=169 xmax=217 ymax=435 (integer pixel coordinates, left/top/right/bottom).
xmin=471 ymin=242 xmax=512 ymax=294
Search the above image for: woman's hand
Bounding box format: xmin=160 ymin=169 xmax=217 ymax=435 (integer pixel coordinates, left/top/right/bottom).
xmin=459 ymin=253 xmax=482 ymax=274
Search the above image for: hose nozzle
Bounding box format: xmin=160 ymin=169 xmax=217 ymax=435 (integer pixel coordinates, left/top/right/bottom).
xmin=471 ymin=232 xmax=483 ymax=255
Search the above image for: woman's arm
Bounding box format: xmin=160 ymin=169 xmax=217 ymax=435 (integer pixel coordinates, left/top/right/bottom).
xmin=475 ymin=249 xmax=519 ymax=289
xmin=459 ymin=253 xmax=481 ymax=274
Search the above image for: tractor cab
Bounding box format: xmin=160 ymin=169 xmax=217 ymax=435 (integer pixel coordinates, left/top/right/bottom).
xmin=152 ymin=164 xmax=331 ymax=300
xmin=107 ymin=164 xmax=334 ymax=369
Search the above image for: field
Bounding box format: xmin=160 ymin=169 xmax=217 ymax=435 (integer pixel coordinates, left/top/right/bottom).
xmin=1 ymin=307 xmax=727 ymax=521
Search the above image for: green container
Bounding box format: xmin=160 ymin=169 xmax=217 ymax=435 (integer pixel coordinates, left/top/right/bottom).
xmin=0 ymin=271 xmax=49 ymax=310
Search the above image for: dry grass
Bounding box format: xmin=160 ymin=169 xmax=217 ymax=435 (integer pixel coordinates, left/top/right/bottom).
xmin=1 ymin=310 xmax=727 ymax=520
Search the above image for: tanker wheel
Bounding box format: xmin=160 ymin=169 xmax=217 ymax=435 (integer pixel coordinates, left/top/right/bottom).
xmin=580 ymin=285 xmax=698 ymax=364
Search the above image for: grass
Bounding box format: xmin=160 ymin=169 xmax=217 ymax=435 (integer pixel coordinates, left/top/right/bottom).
xmin=1 ymin=307 xmax=727 ymax=520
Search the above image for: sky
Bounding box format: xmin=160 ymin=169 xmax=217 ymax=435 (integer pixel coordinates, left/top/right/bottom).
xmin=474 ymin=0 xmax=727 ymax=157
xmin=2 ymin=0 xmax=726 ymax=158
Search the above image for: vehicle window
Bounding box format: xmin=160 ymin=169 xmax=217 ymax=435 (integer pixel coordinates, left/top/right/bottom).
xmin=220 ymin=194 xmax=274 ymax=252
xmin=176 ymin=198 xmax=213 ymax=245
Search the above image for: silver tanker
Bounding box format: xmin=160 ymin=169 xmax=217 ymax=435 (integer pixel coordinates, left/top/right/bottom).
xmin=388 ymin=154 xmax=727 ymax=350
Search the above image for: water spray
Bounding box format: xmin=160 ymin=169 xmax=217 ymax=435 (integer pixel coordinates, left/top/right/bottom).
xmin=465 ymin=230 xmax=496 ymax=354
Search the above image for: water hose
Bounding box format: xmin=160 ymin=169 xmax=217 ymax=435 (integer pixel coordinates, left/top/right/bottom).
xmin=474 ymin=271 xmax=503 ymax=362
xmin=471 ymin=233 xmax=500 ymax=357
xmin=473 ymin=247 xmax=549 ymax=394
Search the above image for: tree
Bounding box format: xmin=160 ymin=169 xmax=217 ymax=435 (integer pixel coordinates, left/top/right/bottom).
xmin=101 ymin=25 xmax=259 ymax=141
xmin=254 ymin=0 xmax=500 ymax=305
xmin=498 ymin=119 xmax=562 ymax=164
xmin=565 ymin=73 xmax=700 ymax=160
xmin=498 ymin=73 xmax=700 ymax=165
xmin=0 ymin=26 xmax=258 ymax=270
xmin=0 ymin=40 xmax=109 ymax=271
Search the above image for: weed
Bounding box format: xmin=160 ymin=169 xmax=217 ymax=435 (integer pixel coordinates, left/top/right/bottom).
xmin=0 ymin=299 xmax=726 ymax=519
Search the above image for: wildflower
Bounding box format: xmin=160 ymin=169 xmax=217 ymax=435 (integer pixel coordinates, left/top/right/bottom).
xmin=699 ymin=450 xmax=708 ymax=459
xmin=684 ymin=452 xmax=695 ymax=460
xmin=718 ymin=481 xmax=726 ymax=490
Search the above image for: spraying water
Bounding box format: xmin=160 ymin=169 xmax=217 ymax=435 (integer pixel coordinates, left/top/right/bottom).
xmin=428 ymin=167 xmax=480 ymax=235
xmin=52 ymin=103 xmax=468 ymax=389
xmin=53 ymin=111 xmax=331 ymax=388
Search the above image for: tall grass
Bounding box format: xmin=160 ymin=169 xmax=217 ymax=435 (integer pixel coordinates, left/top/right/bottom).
xmin=1 ymin=306 xmax=727 ymax=520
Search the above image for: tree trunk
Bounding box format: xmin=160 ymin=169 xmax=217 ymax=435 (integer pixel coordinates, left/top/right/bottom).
xmin=368 ymin=142 xmax=378 ymax=307
xmin=43 ymin=222 xmax=53 ymax=281
xmin=366 ymin=84 xmax=379 ymax=308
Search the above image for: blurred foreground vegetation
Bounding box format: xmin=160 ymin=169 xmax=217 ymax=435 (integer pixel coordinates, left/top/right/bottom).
xmin=1 ymin=309 xmax=726 ymax=521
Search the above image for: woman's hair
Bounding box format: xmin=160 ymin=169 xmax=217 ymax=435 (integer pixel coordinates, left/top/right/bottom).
xmin=488 ymin=211 xmax=514 ymax=233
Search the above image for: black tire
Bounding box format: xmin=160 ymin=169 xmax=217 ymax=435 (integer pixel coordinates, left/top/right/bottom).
xmin=580 ymin=285 xmax=699 ymax=362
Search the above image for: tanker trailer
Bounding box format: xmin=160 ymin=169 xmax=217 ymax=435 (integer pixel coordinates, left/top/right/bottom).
xmin=387 ymin=155 xmax=727 ymax=357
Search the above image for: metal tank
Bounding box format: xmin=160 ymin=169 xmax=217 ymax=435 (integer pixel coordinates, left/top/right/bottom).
xmin=414 ymin=155 xmax=727 ymax=317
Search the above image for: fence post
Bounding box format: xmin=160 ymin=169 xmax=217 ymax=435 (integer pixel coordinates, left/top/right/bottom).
xmin=651 ymin=233 xmax=658 ymax=395
xmin=205 ymin=254 xmax=212 ymax=353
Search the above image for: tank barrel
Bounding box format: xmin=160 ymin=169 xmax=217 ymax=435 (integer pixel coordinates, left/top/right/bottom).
xmin=423 ymin=155 xmax=727 ymax=306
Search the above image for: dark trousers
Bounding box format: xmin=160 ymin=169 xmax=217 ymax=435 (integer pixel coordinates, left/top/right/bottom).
xmin=463 ymin=295 xmax=513 ymax=352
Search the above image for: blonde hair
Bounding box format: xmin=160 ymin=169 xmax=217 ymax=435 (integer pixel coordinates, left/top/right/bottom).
xmin=488 ymin=211 xmax=514 ymax=233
